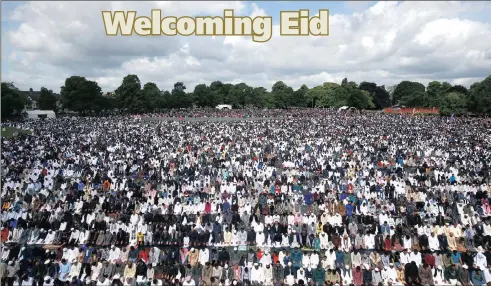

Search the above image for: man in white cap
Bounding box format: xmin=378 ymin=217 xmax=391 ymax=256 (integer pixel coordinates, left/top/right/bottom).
xmin=284 ymin=262 xmax=295 ymax=285
xmin=474 ymin=246 xmax=487 ymax=270
xmin=460 ymin=264 xmax=471 ymax=285
xmin=260 ymin=249 xmax=272 ymax=266
xmin=434 ymin=265 xmax=445 ymax=285
xmin=341 ymin=265 xmax=352 ymax=285
xmin=381 ymin=265 xmax=390 ymax=284
xmin=251 ymin=263 xmax=264 ymax=285
xmin=44 ymin=275 xmax=53 ymax=286
xmin=182 ymin=275 xmax=195 ymax=286
xmin=482 ymin=264 xmax=491 ymax=284
xmin=400 ymin=249 xmax=410 ymax=265
xmin=387 ymin=263 xmax=398 ymax=284
xmin=69 ymin=228 xmax=80 ymax=245
xmin=109 ymin=245 xmax=121 ymax=262
xmin=112 ymin=273 xmax=122 ymax=285
xmin=372 ymin=267 xmax=382 ymax=285
xmin=68 ymin=259 xmax=82 ymax=282
xmin=296 ymin=267 xmax=306 ymax=284
xmin=263 ymin=263 xmax=273 ymax=285
xmin=198 ymin=247 xmax=209 ymax=266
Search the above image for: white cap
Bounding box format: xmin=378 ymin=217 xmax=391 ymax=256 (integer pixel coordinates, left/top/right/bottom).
xmin=462 ymin=265 xmax=468 ymax=269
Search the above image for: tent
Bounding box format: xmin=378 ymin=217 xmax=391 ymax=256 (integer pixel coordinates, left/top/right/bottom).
xmin=26 ymin=110 xmax=56 ymax=119
xmin=216 ymin=104 xmax=232 ymax=110
xmin=338 ymin=106 xmax=357 ymax=112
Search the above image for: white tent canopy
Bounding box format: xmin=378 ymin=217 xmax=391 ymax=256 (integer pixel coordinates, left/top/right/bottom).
xmin=216 ymin=104 xmax=232 ymax=110
xmin=26 ymin=110 xmax=56 ymax=119
xmin=339 ymin=106 xmax=357 ymax=111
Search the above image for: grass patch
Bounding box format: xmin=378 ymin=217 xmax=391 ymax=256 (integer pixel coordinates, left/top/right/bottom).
xmin=1 ymin=127 xmax=32 ymax=139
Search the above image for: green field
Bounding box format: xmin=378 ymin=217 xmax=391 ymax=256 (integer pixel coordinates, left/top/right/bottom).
xmin=1 ymin=127 xmax=32 ymax=139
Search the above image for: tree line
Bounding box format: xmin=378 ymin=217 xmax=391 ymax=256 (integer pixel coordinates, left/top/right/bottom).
xmin=2 ymin=74 xmax=490 ymax=118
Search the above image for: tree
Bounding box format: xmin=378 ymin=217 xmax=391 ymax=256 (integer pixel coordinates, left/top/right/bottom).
xmin=386 ymin=84 xmax=397 ymax=104
xmin=228 ymin=83 xmax=254 ymax=108
xmin=468 ymin=75 xmax=491 ymax=115
xmin=141 ymin=82 xmax=162 ymax=112
xmin=348 ymin=88 xmax=375 ymax=110
xmin=307 ymin=82 xmax=344 ymax=108
xmin=358 ymin=82 xmax=391 ymax=109
xmin=426 ymin=81 xmax=452 ymax=107
xmin=61 ymin=76 xmax=105 ymax=115
xmin=1 ymin=82 xmax=27 ymax=118
xmin=271 ymin=81 xmax=294 ymax=108
xmin=193 ymin=84 xmax=213 ymax=107
xmin=209 ymin=81 xmax=225 ymax=105
xmin=401 ymin=91 xmax=427 ymax=107
xmin=161 ymin=90 xmax=171 ymax=109
xmin=393 ymin=81 xmax=425 ymax=105
xmin=449 ymin=85 xmax=468 ymax=95
xmin=250 ymin=87 xmax=268 ymax=108
xmin=171 ymin=82 xmax=191 ymax=108
xmin=103 ymin=92 xmax=119 ymax=111
xmin=307 ymin=86 xmax=329 ymax=107
xmin=439 ymin=92 xmax=467 ymax=116
xmin=115 ymin=75 xmax=143 ymax=113
xmin=293 ymin=84 xmax=309 ymax=107
xmin=312 ymin=81 xmax=375 ymax=109
xmin=48 ymin=74 xmax=491 ymax=114
xmin=341 ymin=78 xmax=348 ymax=86
xmin=38 ymin=87 xmax=58 ymax=111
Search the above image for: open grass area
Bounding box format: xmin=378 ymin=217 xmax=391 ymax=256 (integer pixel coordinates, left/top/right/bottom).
xmin=1 ymin=127 xmax=32 ymax=139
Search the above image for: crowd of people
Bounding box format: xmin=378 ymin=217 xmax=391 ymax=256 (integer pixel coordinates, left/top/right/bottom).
xmin=140 ymin=108 xmax=333 ymax=119
xmin=1 ymin=109 xmax=491 ymax=286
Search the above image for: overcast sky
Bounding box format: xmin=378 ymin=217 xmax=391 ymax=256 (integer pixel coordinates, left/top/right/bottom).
xmin=2 ymin=1 xmax=491 ymax=93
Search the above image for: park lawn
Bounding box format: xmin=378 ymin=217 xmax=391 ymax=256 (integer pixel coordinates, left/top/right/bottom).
xmin=1 ymin=127 xmax=32 ymax=139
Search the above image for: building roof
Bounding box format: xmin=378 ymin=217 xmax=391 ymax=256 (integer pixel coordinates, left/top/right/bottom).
xmin=19 ymin=90 xmax=61 ymax=102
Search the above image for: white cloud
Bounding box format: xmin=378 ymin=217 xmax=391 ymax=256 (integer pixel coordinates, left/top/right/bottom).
xmin=2 ymin=1 xmax=491 ymax=93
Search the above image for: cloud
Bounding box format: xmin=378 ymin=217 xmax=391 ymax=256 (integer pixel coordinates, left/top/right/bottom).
xmin=2 ymin=1 xmax=491 ymax=93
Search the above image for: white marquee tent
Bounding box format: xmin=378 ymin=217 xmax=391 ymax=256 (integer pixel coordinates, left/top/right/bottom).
xmin=26 ymin=110 xmax=56 ymax=119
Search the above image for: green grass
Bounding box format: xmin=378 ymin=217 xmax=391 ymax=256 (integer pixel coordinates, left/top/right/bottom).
xmin=1 ymin=127 xmax=32 ymax=139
